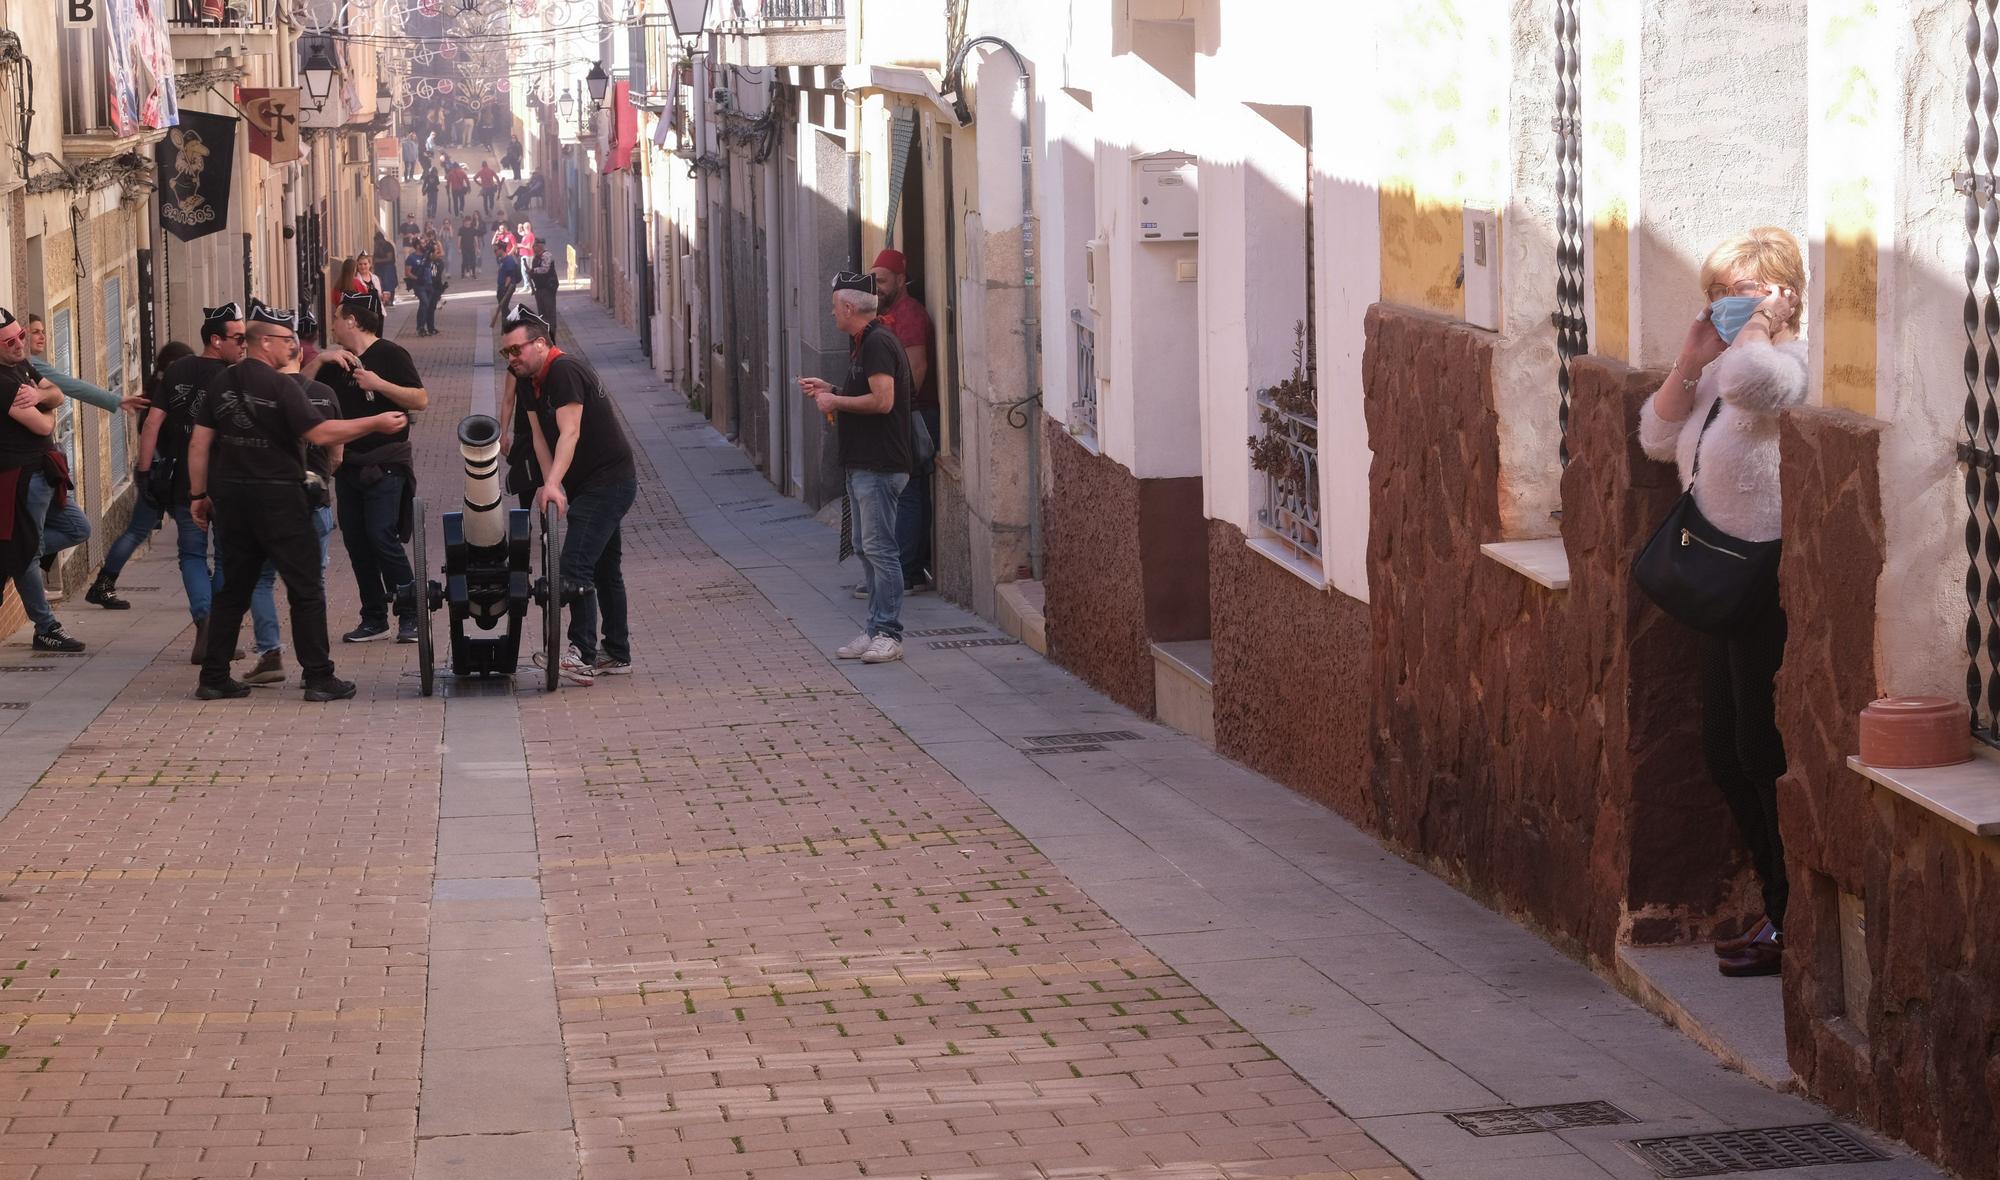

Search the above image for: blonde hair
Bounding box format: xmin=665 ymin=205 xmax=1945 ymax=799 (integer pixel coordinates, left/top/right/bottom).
xmin=1699 ymin=227 xmax=1806 ymax=332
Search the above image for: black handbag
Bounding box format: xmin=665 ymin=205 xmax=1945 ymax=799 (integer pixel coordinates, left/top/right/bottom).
xmin=1632 ymin=399 xmax=1782 ymax=634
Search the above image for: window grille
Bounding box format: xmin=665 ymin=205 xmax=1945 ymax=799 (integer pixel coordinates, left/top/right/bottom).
xmin=760 ymin=0 xmax=844 ymax=22
xmin=59 ymin=25 xmax=111 ymax=135
xmin=1069 ymin=308 xmax=1097 ymax=439
xmin=49 ymin=309 xmax=77 ymax=479
xmin=1962 ymin=0 xmax=2000 ymax=743
xmin=105 ymin=277 xmax=128 ymax=477
xmin=1254 ymin=388 xmax=1321 ymax=562
xmin=1553 ymin=0 xmax=1587 ymax=466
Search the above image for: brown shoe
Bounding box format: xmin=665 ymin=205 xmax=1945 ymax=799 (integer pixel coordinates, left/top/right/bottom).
xmin=1717 ymin=938 xmax=1782 ymax=978
xmin=241 ymin=649 xmax=287 ymax=686
xmin=1714 ymin=916 xmax=1772 ymax=957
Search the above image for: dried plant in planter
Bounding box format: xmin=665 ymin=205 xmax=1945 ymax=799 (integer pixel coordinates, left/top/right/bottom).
xmin=1247 ymin=321 xmax=1318 ymax=491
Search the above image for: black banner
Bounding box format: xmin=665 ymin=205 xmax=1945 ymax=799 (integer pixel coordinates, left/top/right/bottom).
xmin=156 ymin=110 xmax=237 ymax=242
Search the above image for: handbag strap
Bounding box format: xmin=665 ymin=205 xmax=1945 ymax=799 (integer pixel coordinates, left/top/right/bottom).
xmin=1689 ymin=397 xmax=1724 ymax=480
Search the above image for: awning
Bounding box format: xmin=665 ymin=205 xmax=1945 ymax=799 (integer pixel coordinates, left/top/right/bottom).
xmin=837 ymin=65 xmax=961 ymax=126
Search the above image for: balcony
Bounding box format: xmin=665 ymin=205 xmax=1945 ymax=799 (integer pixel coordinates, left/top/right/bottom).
xmin=714 ymin=0 xmax=845 ymax=68
xmin=1068 ymin=309 xmax=1099 ymax=443
xmin=1252 ymin=389 xmax=1321 ymax=566
xmin=169 ymin=0 xmax=279 ymax=64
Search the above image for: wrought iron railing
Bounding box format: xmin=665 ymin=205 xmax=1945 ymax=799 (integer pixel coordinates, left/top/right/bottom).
xmin=1552 ymin=0 xmax=1587 ymax=468
xmin=1255 ymin=392 xmax=1321 ymax=562
xmin=1962 ymin=0 xmax=2000 ymax=744
xmin=1069 ymin=309 xmax=1097 ymax=439
xmin=758 ymin=0 xmax=843 ymax=23
xmin=169 ymin=0 xmax=272 ymax=28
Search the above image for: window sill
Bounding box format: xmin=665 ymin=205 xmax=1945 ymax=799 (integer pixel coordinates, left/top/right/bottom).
xmin=1480 ymin=538 xmax=1570 ymax=591
xmin=1064 ymin=424 xmax=1100 ymax=455
xmin=1847 ymin=748 xmax=2000 ymax=836
xmin=1247 ymin=535 xmax=1325 ymax=590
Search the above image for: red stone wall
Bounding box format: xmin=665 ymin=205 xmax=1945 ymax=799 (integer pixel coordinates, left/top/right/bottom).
xmin=1360 ymin=304 xmax=1747 ymax=960
xmin=1207 ymin=520 xmax=1372 ymax=816
xmin=1775 ymin=408 xmax=2000 ymax=1179
xmin=1042 ymin=424 xmax=1155 ymax=715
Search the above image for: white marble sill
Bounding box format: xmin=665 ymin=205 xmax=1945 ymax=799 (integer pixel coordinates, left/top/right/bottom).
xmin=1847 ymin=746 xmax=2000 ymax=836
xmin=1247 ymin=535 xmax=1326 ymax=590
xmin=1480 ymin=537 xmax=1571 ymax=591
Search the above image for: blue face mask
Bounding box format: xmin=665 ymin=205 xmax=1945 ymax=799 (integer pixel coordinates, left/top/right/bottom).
xmin=1707 ymin=294 xmax=1766 ymax=344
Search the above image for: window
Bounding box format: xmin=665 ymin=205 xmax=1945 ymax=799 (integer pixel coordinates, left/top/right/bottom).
xmin=59 ymin=25 xmax=113 ymax=135
xmin=104 ymin=277 xmax=128 ymax=479
xmin=48 ymin=308 xmax=77 ymax=479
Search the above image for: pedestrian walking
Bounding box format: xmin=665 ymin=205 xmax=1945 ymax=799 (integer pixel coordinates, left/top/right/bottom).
xmin=401 ymin=131 xmax=419 ymax=180
xmin=1636 ymin=226 xmax=1807 ymax=979
xmin=421 ymin=164 xmax=440 ymax=220
xmin=503 ymin=136 xmax=523 ymax=180
xmin=493 ymin=244 xmax=522 ymax=328
xmin=447 ymin=158 xmax=469 ymax=215
xmin=404 ymin=238 xmax=439 ymax=337
xmin=528 ymin=239 xmax=559 ymax=334
xmin=867 ymin=249 xmax=939 ymax=594
xmin=0 ymin=308 xmax=88 ymax=652
xmin=93 ymin=341 xmax=193 ymax=610
xmin=307 ymin=291 xmax=428 ymax=645
xmin=188 ymin=307 xmax=407 ymax=702
xmin=458 ymin=215 xmax=482 ymax=279
xmin=476 ymin=160 xmax=500 ymax=213
xmin=501 ymin=304 xmax=635 ymax=683
xmin=799 ymin=273 xmax=916 ymax=665
xmin=373 ymin=233 xmax=399 ymax=308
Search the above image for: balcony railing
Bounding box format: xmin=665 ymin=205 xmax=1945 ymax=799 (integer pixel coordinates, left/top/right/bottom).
xmin=1069 ymin=309 xmax=1097 ymax=440
xmin=169 ymin=0 xmax=272 ymax=28
xmin=1254 ymin=391 xmax=1321 ymax=563
xmin=757 ymin=0 xmax=843 ymax=23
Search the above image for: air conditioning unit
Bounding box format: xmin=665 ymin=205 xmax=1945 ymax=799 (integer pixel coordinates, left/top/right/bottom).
xmin=1084 ymin=237 xmax=1107 ymax=313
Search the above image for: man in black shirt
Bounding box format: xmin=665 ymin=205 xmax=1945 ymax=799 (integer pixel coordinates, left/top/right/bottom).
xmin=309 ymin=291 xmax=428 ymax=644
xmin=500 ymin=305 xmax=635 ymax=684
xmin=799 ymin=275 xmax=915 ymax=665
xmin=0 ymin=308 xmax=82 ymax=652
xmin=188 ymin=309 xmax=408 ymax=701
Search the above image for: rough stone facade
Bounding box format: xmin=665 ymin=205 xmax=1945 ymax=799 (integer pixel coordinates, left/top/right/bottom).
xmin=1361 ymin=304 xmax=1750 ymax=961
xmin=1775 ymin=408 xmax=2000 ymax=1180
xmin=1043 ymin=424 xmax=1154 ymax=715
xmin=1208 ymin=521 xmax=1372 ymax=816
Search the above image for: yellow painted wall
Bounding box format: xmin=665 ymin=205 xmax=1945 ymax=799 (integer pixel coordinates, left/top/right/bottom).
xmin=1815 ymin=8 xmax=1886 ymax=417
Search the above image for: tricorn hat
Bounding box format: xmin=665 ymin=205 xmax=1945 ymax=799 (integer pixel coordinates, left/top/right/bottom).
xmin=338 ymin=289 xmax=381 ymax=317
xmin=249 ymin=304 xmax=297 ymax=330
xmin=830 ymin=270 xmax=877 ymax=296
xmin=201 ymin=301 xmax=243 ymax=325
xmin=499 ymin=303 xmax=549 ymax=333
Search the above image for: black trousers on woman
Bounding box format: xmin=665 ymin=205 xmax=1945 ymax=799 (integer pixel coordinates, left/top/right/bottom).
xmin=1700 ymin=599 xmax=1790 ymax=932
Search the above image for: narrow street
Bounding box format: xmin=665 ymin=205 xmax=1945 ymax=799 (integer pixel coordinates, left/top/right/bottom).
xmin=0 ymin=279 xmax=1940 ymax=1180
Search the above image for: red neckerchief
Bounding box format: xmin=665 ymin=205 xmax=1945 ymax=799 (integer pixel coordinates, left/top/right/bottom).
xmin=847 ymin=317 xmax=886 ymax=360
xmin=527 ymin=346 xmax=564 ymax=402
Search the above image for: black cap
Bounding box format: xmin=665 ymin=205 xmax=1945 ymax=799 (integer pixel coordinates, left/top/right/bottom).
xmin=499 ymin=303 xmax=549 ymax=333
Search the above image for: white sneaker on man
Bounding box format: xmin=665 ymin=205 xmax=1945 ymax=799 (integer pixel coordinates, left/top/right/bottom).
xmin=850 ymin=583 xmax=868 ymax=600
xmin=836 ymin=632 xmax=874 ymax=659
xmin=861 ymin=635 xmax=903 ymax=664
xmin=533 ymin=643 xmax=596 ymax=685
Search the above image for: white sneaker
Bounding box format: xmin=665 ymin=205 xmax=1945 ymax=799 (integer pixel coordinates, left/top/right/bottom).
xmin=836 ymin=632 xmax=874 ymax=659
xmin=533 ymin=643 xmax=596 ymax=685
xmin=861 ymin=635 xmax=903 ymax=664
xmin=850 ymin=583 xmax=868 ymax=599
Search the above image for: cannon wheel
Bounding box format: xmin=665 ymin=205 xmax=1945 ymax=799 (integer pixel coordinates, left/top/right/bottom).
xmin=541 ymin=501 xmax=561 ymax=693
xmin=411 ymin=497 xmax=435 ymax=698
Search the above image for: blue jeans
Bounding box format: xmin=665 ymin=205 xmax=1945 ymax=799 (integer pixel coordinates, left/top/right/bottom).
xmin=896 ymin=406 xmax=939 ymax=584
xmin=12 ymin=472 xmax=91 ymax=634
xmin=252 ymin=506 xmax=333 ymax=653
xmin=336 ymin=467 xmax=413 ymax=626
xmin=172 ymin=503 xmax=222 ymax=620
xmin=559 ymin=476 xmax=635 ymax=664
xmin=847 ymin=467 xmax=908 ymax=641
xmin=104 ymin=491 xmax=163 ymax=576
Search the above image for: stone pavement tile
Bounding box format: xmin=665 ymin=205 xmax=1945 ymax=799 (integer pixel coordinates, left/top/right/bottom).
xmin=415 ymin=1130 xmax=579 ymax=1179
xmin=1358 ymin=1112 xmax=1585 ymax=1169
xmin=1257 ymin=1026 xmax=1501 ymax=1119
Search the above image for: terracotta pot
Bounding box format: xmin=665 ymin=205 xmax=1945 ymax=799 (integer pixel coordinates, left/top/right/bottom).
xmin=1858 ymin=696 xmax=1972 ymax=769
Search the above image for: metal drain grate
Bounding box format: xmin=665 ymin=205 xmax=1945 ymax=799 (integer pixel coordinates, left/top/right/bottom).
xmin=759 ymin=514 xmax=813 ymax=524
xmin=117 ymin=585 xmax=159 ymax=591
xmin=0 ymin=665 xmax=55 ymax=673
xmin=714 ymin=466 xmax=757 ymax=475
xmin=668 ymin=422 xmax=707 ymax=431
xmin=926 ymin=637 xmax=1020 ymax=650
xmin=1627 ymin=1124 xmax=1887 ymax=1177
xmin=0 ymin=701 xmax=28 ymax=709
xmin=1028 ymin=743 xmax=1107 ymax=755
xmin=911 ymin=626 xmax=987 ymax=637
xmin=1023 ymin=731 xmax=1144 ymax=746
xmin=1449 ymin=1101 xmax=1636 ymax=1137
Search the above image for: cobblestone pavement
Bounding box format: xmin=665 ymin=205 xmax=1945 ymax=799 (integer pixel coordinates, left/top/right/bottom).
xmin=0 ymin=280 xmax=1410 ymax=1180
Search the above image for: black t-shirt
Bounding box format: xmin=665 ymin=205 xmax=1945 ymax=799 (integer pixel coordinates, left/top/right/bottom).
xmin=0 ymin=360 xmax=53 ymax=467
xmin=196 ymin=358 xmax=326 ymax=484
xmin=837 ymin=320 xmax=914 ymax=475
xmin=292 ymin=374 xmax=343 ymax=480
xmin=159 ymin=354 xmax=229 ymax=464
xmin=322 ymin=338 xmax=419 ymax=457
xmin=526 ymin=351 xmax=633 ymax=491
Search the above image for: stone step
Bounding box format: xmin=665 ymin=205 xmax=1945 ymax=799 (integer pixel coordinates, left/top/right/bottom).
xmin=1152 ymin=638 xmax=1214 ymax=748
xmin=1616 ymin=942 xmax=1794 ymax=1091
xmin=995 ymin=578 xmax=1047 ymax=654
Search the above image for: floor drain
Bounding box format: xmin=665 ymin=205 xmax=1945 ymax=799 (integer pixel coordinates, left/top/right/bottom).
xmin=0 ymin=665 xmax=55 ymax=673
xmin=0 ymin=701 xmax=27 ymax=710
xmin=1027 ymin=743 xmax=1106 ymax=755
xmin=1627 ymin=1124 xmax=1887 ymax=1177
xmin=926 ymin=637 xmax=1019 ymax=650
xmin=911 ymin=626 xmax=986 ymax=637
xmin=714 ymin=466 xmax=757 ymax=475
xmin=1023 ymin=731 xmax=1144 ymax=746
xmin=1449 ymin=1101 xmax=1636 ymax=1137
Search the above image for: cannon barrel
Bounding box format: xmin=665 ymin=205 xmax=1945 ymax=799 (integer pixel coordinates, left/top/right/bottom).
xmin=457 ymin=414 xmax=506 ymax=549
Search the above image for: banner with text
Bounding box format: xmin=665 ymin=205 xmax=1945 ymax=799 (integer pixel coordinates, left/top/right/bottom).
xmin=157 ymin=110 xmax=237 ymax=242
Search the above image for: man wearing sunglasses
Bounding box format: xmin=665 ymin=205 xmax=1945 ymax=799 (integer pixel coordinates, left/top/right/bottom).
xmin=0 ymin=308 xmax=84 ymax=652
xmin=187 ymin=310 xmax=408 ymax=702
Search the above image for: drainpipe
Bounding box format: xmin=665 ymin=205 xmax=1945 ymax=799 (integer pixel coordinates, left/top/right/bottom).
xmin=944 ymin=37 xmax=1039 ymax=577
xmin=845 ymin=3 xmax=863 ymax=270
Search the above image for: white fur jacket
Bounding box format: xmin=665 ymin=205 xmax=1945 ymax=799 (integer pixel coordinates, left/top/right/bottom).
xmin=1637 ymin=338 xmax=1809 ymax=543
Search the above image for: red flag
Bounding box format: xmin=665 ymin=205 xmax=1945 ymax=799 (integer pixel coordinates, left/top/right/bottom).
xmin=240 ymin=88 xmax=300 ymax=164
xmin=607 ymin=81 xmax=637 ymax=171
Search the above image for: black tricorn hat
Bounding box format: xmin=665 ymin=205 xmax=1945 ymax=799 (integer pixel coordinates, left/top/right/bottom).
xmin=339 ymin=289 xmax=381 ymax=317
xmin=201 ymin=301 xmax=243 ymax=325
xmin=830 ymin=270 xmax=877 ymax=295
xmin=249 ymin=304 xmax=297 ymax=330
xmin=499 ymin=303 xmax=549 ymax=333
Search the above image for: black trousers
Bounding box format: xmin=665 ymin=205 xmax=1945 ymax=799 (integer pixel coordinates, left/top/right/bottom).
xmin=1700 ymin=600 xmax=1790 ymax=931
xmin=204 ymin=484 xmax=333 ymax=684
xmin=533 ymin=288 xmax=557 ymax=336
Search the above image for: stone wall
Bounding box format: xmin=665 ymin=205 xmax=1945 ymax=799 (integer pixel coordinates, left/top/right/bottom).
xmin=1361 ymin=304 xmax=1745 ymax=960
xmin=1208 ymin=521 xmax=1372 ymax=816
xmin=1775 ymin=408 xmax=2000 ymax=1180
xmin=1043 ymin=424 xmax=1154 ymax=715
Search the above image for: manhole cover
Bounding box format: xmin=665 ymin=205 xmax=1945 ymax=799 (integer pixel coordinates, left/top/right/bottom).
xmin=911 ymin=626 xmax=986 ymax=637
xmin=1449 ymin=1101 xmax=1636 ymax=1137
xmin=0 ymin=701 xmax=28 ymax=710
xmin=1026 ymin=744 xmax=1106 ymax=755
xmin=927 ymin=637 xmax=1020 ymax=650
xmin=1627 ymin=1124 xmax=1887 ymax=1177
xmin=1023 ymin=731 xmax=1143 ymax=746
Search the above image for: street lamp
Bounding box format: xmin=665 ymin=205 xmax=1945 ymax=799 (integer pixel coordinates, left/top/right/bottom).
xmin=585 ymin=62 xmax=610 ymax=110
xmin=301 ymin=46 xmax=338 ymax=112
xmin=557 ymin=88 xmax=575 ymax=124
xmin=667 ymin=0 xmax=710 ymax=52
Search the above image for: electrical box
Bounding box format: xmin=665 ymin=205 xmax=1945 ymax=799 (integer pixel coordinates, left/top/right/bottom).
xmin=1462 ymin=206 xmax=1501 ymax=330
xmin=1134 ymin=152 xmax=1198 ymax=243
xmin=1084 ymin=238 xmax=1108 ymax=312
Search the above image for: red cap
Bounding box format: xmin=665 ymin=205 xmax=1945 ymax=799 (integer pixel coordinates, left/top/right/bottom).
xmin=870 ymin=248 xmax=907 ymax=276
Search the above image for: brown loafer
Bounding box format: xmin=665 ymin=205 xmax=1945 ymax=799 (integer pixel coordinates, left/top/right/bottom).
xmin=1714 ymin=916 xmax=1772 ymax=957
xmin=1717 ymin=939 xmax=1782 ymax=978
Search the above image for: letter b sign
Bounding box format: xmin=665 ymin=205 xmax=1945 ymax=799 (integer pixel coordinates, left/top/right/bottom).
xmin=64 ymin=0 xmax=95 ymax=25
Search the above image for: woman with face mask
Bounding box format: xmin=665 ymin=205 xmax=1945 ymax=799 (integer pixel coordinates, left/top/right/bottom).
xmin=1636 ymin=226 xmax=1807 ymax=980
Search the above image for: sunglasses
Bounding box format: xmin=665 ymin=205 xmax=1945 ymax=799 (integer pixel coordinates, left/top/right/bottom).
xmin=499 ymin=343 xmax=530 ymax=358
xmin=226 ymin=332 xmax=248 ymax=343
